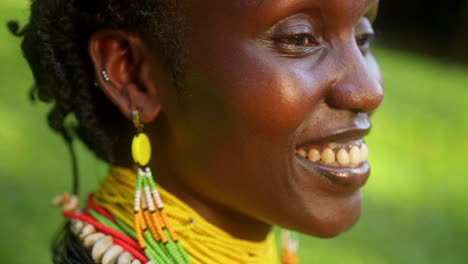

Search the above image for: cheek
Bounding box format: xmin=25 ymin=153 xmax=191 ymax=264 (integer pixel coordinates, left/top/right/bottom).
xmin=218 ymin=45 xmax=323 ymax=137
xmin=172 ymin=43 xmax=329 ymax=215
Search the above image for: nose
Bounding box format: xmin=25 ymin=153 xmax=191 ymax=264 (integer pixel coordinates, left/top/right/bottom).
xmin=326 ymin=47 xmax=384 ymax=114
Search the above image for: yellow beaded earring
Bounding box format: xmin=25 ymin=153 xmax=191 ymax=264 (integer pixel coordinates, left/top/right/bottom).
xmin=131 ymin=110 xmax=151 ymax=167
xmin=130 ymin=110 xmax=191 ymax=264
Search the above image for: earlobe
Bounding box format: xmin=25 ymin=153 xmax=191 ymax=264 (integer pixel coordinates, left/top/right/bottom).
xmin=126 ymin=82 xmax=162 ymax=124
xmin=88 ymin=30 xmax=161 ymax=124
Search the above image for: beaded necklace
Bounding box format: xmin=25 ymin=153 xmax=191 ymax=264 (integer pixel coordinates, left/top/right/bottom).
xmin=94 ymin=167 xmax=280 ymax=264
xmin=56 ymin=167 xmax=298 ymax=264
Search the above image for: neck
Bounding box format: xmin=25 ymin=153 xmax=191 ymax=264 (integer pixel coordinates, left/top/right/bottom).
xmin=92 ymin=167 xmax=281 ymax=264
xmin=157 ymin=173 xmax=272 ymax=242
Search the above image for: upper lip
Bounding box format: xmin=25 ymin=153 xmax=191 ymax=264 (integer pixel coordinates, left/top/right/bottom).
xmin=296 ymin=126 xmax=372 ymax=148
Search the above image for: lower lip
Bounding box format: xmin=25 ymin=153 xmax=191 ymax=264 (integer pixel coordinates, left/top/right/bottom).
xmin=295 ymin=156 xmax=370 ymax=193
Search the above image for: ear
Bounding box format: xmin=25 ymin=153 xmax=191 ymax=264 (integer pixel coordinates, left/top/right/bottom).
xmin=88 ymin=30 xmax=161 ymax=123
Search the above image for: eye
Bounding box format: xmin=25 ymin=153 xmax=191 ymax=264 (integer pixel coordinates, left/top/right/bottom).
xmin=262 ymin=14 xmax=322 ymax=57
xmin=355 ymin=32 xmax=374 ymax=55
xmin=270 ymin=33 xmax=321 ymax=57
xmin=356 ymin=33 xmax=373 ymax=47
xmin=354 ymin=17 xmax=375 ymax=55
xmin=275 ymin=33 xmax=319 ymax=48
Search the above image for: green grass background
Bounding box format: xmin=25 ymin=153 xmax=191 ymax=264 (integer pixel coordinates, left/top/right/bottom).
xmin=1 ymin=1 xmax=467 ymax=263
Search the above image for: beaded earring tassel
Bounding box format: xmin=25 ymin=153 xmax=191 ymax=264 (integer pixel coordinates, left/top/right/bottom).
xmin=131 ymin=110 xmax=191 ymax=264
xmin=281 ymin=230 xmax=299 ymax=264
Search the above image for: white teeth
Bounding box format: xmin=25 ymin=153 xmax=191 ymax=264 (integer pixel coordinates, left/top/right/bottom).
xmin=360 ymin=144 xmax=368 ymax=162
xmin=336 ymin=148 xmax=350 ymax=165
xmin=349 ymin=146 xmax=361 ymax=166
xmin=307 ymin=149 xmax=321 ymax=162
xmin=321 ymin=148 xmax=335 ymax=164
xmin=296 ymin=149 xmax=307 ymax=158
xmin=297 ymin=143 xmax=368 ymax=167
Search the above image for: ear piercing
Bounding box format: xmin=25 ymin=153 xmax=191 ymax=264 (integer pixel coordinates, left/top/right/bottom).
xmin=101 ymin=70 xmax=110 ymax=82
xmin=94 ymin=70 xmax=110 ymax=87
xmin=132 ymin=110 xmax=144 ymax=133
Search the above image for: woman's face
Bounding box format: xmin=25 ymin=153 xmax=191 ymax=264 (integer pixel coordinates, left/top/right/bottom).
xmin=152 ymin=0 xmax=383 ymax=239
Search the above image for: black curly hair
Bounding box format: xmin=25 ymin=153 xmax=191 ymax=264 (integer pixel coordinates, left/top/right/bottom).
xmin=9 ymin=0 xmax=186 ymax=172
xmin=9 ymin=1 xmax=185 ymax=262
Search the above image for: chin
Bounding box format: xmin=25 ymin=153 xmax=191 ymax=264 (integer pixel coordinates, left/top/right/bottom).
xmin=299 ymin=191 xmax=363 ymax=239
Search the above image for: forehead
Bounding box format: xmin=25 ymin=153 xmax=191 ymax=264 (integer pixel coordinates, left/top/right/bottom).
xmin=188 ymin=0 xmax=378 ymax=31
xmin=217 ymin=0 xmax=377 ymax=14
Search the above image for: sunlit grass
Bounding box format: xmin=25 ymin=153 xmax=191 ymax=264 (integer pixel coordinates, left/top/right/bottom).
xmin=1 ymin=2 xmax=467 ymax=264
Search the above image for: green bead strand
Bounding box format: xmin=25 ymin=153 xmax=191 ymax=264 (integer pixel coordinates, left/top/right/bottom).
xmin=115 ymin=217 xmax=137 ymax=239
xmin=177 ymin=241 xmax=192 ymax=264
xmin=163 ymin=229 xmax=185 ymax=263
xmin=135 ymin=168 xmax=192 ymax=263
xmin=136 ymin=171 xmax=145 ymax=191
xmin=88 ymin=208 xmax=125 ymax=234
xmin=144 ymin=230 xmax=174 ymax=263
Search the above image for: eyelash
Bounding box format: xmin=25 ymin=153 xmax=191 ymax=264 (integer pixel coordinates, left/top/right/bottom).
xmin=278 ymin=33 xmax=374 ymax=46
xmin=269 ymin=30 xmax=375 ymax=57
xmin=275 ymin=33 xmax=318 ymax=48
xmin=270 ymin=33 xmax=320 ymax=57
xmin=355 ymin=33 xmax=375 ymax=55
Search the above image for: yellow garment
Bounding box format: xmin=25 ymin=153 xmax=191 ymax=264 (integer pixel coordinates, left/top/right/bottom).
xmin=93 ymin=167 xmax=280 ymax=264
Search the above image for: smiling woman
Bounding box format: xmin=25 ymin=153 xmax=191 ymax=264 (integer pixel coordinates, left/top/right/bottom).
xmin=10 ymin=0 xmax=383 ymax=263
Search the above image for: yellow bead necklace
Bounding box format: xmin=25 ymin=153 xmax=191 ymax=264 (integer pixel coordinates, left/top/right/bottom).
xmin=93 ymin=167 xmax=281 ymax=264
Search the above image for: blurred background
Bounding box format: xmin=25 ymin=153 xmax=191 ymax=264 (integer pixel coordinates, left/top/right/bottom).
xmin=1 ymin=0 xmax=467 ymax=263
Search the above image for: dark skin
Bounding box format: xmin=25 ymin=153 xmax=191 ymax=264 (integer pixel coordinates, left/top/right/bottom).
xmin=90 ymin=0 xmax=383 ymax=242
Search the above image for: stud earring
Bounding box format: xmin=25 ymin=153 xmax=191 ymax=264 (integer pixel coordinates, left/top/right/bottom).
xmin=101 ymin=70 xmax=110 ymax=82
